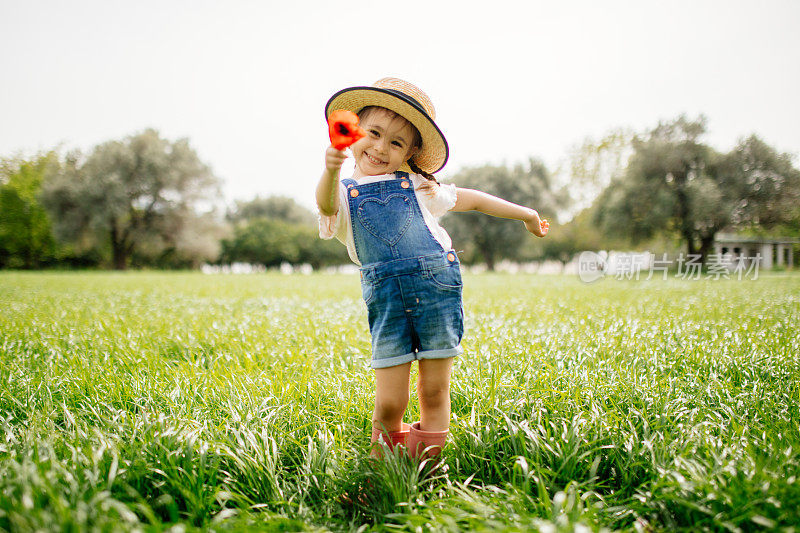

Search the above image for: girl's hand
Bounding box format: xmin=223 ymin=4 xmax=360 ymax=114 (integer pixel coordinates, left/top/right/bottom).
xmin=524 ymin=210 xmax=550 ymax=237
xmin=325 ymin=145 xmax=348 ymax=175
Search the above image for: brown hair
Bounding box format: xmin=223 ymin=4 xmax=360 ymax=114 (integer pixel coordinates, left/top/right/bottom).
xmin=358 ymin=106 xmax=440 ymax=186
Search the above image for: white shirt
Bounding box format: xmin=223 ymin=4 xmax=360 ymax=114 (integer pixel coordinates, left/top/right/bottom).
xmin=318 ymin=173 xmax=458 ymax=266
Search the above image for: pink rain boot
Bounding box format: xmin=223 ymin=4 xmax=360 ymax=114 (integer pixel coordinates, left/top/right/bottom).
xmin=407 ymin=421 xmax=448 ymax=460
xmin=389 ymin=422 xmax=411 ymax=449
xmin=371 ymin=422 xmax=411 ymax=456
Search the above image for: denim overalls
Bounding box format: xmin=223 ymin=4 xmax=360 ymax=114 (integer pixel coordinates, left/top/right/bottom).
xmin=343 ymin=171 xmax=464 ymax=369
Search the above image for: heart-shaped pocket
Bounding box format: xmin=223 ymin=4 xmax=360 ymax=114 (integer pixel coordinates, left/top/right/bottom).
xmin=356 ymin=194 xmax=413 ymax=246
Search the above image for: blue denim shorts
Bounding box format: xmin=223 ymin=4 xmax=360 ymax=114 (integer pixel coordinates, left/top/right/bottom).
xmin=359 ymin=251 xmax=464 ymax=369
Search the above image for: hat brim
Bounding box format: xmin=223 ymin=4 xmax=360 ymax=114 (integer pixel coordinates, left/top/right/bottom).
xmin=325 ymin=86 xmax=449 ymax=174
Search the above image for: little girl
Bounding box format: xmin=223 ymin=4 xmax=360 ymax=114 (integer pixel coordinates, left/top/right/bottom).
xmin=316 ymin=78 xmax=549 ymax=460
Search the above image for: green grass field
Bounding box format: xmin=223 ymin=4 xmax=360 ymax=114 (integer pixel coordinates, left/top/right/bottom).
xmin=1 ymin=271 xmax=799 ymax=532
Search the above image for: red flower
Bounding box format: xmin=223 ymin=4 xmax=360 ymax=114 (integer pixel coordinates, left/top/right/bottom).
xmin=328 ymin=110 xmax=366 ymax=150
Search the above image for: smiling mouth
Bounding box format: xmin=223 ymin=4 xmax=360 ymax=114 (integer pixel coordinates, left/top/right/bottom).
xmin=365 ymin=153 xmax=386 ymax=165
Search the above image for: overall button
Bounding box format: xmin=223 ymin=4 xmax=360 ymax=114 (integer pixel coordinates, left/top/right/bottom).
xmin=350 ymin=189 xmax=359 ymax=198
xmin=401 ymin=180 xmax=410 ymax=189
xmin=447 ymin=252 xmax=456 ymax=262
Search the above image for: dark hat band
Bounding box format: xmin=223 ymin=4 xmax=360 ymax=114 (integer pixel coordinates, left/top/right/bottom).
xmin=326 ymin=87 xmax=430 ymax=120
xmin=381 ymin=89 xmax=426 ymax=117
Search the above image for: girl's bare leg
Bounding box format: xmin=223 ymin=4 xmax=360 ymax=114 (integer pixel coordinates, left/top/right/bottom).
xmin=372 ymin=362 xmax=412 ymax=438
xmin=417 ymin=357 xmax=454 ymax=432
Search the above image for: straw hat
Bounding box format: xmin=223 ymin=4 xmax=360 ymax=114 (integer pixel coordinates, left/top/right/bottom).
xmin=325 ymin=77 xmax=449 ymax=174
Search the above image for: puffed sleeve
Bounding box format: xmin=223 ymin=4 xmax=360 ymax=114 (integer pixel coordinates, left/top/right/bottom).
xmin=425 ymin=182 xmax=458 ymax=218
xmin=318 ymin=181 xmax=350 ymax=242
xmin=318 ymin=211 xmax=338 ymax=240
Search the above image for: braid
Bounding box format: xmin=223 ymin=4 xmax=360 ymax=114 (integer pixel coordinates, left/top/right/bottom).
xmin=408 ymin=159 xmax=439 ymax=185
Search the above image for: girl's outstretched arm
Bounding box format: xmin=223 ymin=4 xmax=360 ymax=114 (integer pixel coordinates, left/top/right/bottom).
xmin=316 ymin=146 xmax=347 ymax=216
xmin=452 ymin=187 xmax=549 ymax=237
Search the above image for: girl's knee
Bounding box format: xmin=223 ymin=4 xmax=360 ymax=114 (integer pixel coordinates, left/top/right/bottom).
xmin=418 ymin=382 xmax=450 ymax=409
xmin=374 ymin=394 xmax=409 ymax=420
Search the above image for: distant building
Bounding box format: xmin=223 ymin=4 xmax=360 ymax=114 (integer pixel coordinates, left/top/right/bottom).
xmin=714 ymin=233 xmax=798 ymax=269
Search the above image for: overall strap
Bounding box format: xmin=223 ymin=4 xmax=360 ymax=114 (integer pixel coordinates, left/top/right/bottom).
xmin=343 ymin=173 xmax=406 ymax=187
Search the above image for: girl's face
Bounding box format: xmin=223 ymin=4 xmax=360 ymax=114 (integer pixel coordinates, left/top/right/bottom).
xmin=351 ymin=107 xmax=419 ymax=177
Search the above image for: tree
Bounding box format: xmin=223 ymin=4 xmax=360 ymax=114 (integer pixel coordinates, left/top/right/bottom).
xmin=539 ymin=206 xmax=629 ymax=265
xmin=220 ymin=218 xmax=302 ymax=267
xmin=227 ymin=196 xmax=316 ymax=226
xmin=596 ymin=116 xmax=800 ymax=263
xmin=565 ymin=128 xmax=634 ymax=218
xmin=41 ymin=129 xmax=224 ymax=269
xmin=0 ymin=153 xmax=59 ymax=268
xmin=221 ymin=195 xmax=349 ymax=269
xmin=219 ymin=217 xmax=347 ymax=269
xmin=716 ymin=135 xmax=800 ymax=231
xmin=443 ymin=158 xmax=566 ymax=270
xmin=297 ymin=227 xmax=350 ymax=269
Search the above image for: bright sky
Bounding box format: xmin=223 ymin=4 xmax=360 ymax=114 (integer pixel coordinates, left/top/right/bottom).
xmin=2 ymin=0 xmax=799 ymax=212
